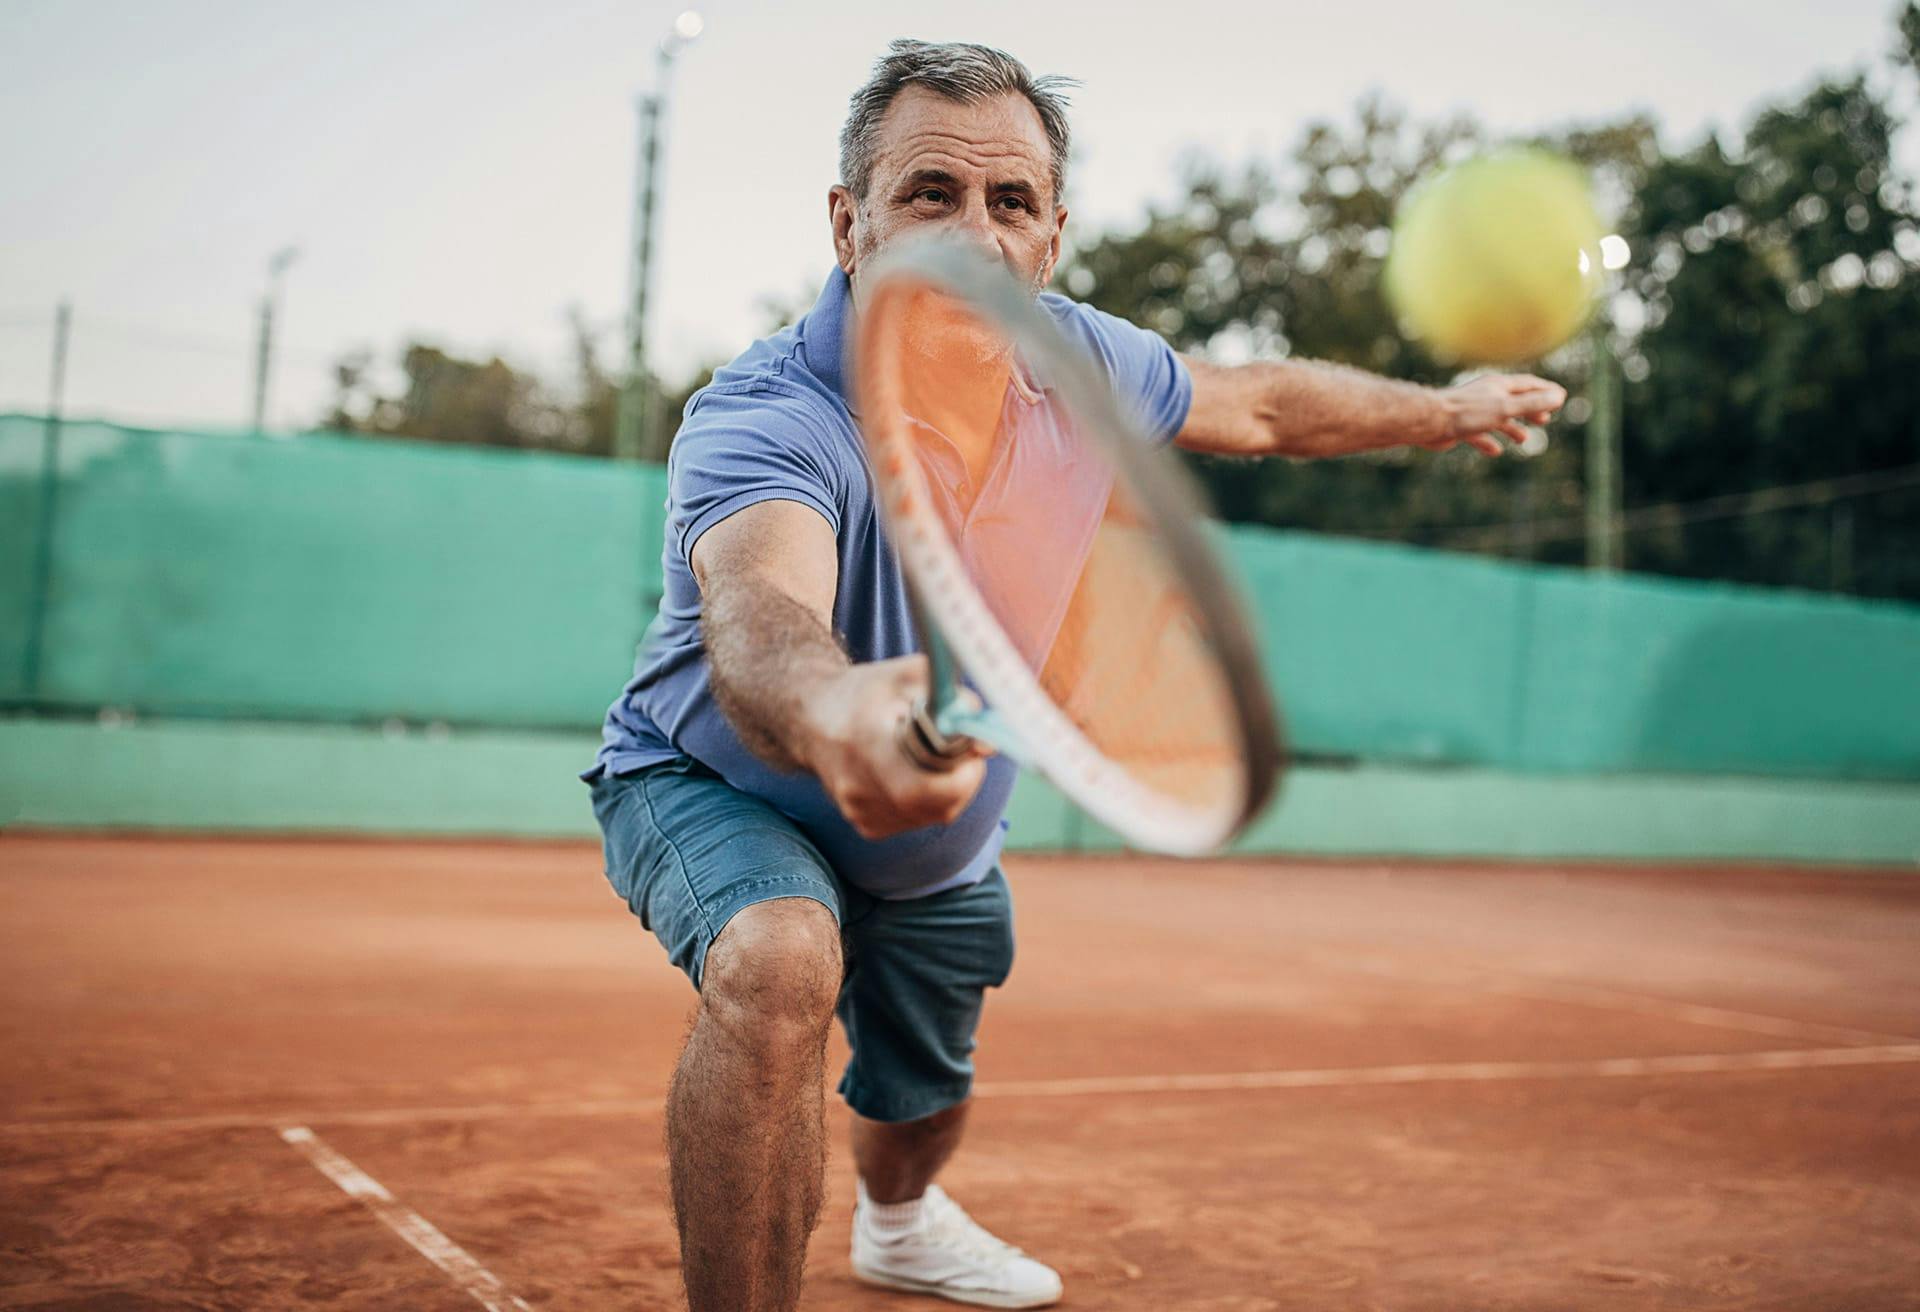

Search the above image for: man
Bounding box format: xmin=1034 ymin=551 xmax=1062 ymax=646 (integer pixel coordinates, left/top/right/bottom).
xmin=586 ymin=39 xmax=1564 ymax=1312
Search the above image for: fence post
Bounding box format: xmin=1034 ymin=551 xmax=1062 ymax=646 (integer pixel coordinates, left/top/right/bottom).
xmin=1585 ymin=310 xmax=1622 ymax=572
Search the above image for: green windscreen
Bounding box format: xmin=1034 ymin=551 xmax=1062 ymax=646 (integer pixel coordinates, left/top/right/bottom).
xmin=3 ymin=413 xmax=1916 ymax=781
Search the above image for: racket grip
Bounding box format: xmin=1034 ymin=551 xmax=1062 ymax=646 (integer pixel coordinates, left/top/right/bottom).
xmin=897 ymin=696 xmax=976 ymax=772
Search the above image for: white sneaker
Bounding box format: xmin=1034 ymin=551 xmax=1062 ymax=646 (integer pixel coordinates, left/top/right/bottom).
xmin=851 ymin=1184 xmax=1064 ymax=1309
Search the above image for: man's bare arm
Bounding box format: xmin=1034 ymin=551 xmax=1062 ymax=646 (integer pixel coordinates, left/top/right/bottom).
xmin=694 ymin=500 xmax=846 ymax=770
xmin=692 ymin=499 xmax=985 ymax=838
xmin=1175 ymin=354 xmax=1567 ymax=460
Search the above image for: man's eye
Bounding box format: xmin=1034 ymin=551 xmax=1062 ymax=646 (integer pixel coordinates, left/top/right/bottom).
xmin=916 ymin=189 xmax=947 ymax=204
xmin=997 ymin=196 xmax=1031 ymax=213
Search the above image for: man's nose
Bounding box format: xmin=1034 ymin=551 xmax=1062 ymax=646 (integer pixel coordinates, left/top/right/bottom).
xmin=950 ymin=197 xmax=1001 ymax=259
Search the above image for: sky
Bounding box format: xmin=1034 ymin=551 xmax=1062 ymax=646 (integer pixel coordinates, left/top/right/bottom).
xmin=0 ymin=0 xmax=1906 ymax=432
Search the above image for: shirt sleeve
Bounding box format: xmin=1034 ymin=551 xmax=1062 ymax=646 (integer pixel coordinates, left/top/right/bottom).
xmin=668 ymin=386 xmax=846 ymax=565
xmin=1043 ymin=294 xmax=1195 ymax=443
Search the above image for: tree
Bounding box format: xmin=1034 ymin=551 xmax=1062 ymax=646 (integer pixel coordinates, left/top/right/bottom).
xmin=325 ymin=342 xmax=573 ymax=450
xmin=1057 ymin=99 xmax=1653 ymax=566
xmin=1614 ymin=64 xmax=1920 ymax=598
xmin=1056 ymin=10 xmax=1920 ymax=601
xmin=323 ymin=319 xmax=715 ymax=461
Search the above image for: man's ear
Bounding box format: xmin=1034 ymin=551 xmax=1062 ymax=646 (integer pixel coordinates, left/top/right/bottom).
xmin=1041 ymin=204 xmax=1069 ymax=286
xmin=829 ymin=185 xmax=858 ymax=276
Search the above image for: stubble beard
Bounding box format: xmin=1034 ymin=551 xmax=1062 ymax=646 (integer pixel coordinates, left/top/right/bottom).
xmin=855 ymin=212 xmax=1050 ymax=297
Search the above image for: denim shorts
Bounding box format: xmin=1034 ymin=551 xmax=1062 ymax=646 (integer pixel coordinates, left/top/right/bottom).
xmin=589 ymin=754 xmax=1017 ymax=1123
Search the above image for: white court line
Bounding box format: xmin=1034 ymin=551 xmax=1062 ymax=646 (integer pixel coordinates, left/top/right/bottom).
xmin=1498 ymin=980 xmax=1914 ymax=1047
xmin=1307 ymin=951 xmax=1916 ymax=1047
xmin=6 ymin=1044 xmax=1917 ymax=1140
xmin=0 ymin=1096 xmax=670 ymax=1138
xmin=279 ymin=1126 xmax=534 ymax=1312
xmin=971 ymin=1043 xmax=1920 ymax=1099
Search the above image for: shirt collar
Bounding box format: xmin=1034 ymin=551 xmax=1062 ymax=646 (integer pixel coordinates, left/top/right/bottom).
xmin=800 ymin=265 xmax=855 ymax=410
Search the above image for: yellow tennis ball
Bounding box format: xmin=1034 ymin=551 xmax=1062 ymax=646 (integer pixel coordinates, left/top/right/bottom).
xmin=1384 ymin=149 xmax=1605 ymax=365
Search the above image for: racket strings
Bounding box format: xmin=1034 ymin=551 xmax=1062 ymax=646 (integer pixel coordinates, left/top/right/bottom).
xmin=1041 ymin=527 xmax=1244 ymax=804
xmin=864 ymin=276 xmax=1256 ymax=827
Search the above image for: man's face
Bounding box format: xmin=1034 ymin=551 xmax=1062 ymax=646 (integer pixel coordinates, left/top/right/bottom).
xmin=832 ymin=85 xmax=1067 ymax=302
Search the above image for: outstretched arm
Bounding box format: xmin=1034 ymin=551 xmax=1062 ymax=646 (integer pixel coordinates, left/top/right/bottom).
xmin=692 ymin=499 xmax=985 ymax=839
xmin=1175 ymin=354 xmax=1567 ymax=460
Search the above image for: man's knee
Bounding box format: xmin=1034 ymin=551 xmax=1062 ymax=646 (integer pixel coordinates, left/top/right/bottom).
xmin=700 ymin=897 xmax=842 ymax=1049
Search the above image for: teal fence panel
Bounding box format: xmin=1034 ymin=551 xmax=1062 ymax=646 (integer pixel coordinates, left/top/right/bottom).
xmin=1227 ymin=531 xmax=1530 ymax=766
xmin=0 ymin=415 xmax=667 ymax=729
xmin=0 ymin=418 xmax=51 ymax=700
xmin=4 ymin=415 xmax=1916 ymax=781
xmin=1517 ymin=568 xmax=1920 ymax=779
xmin=1225 ymin=527 xmax=1920 ymax=781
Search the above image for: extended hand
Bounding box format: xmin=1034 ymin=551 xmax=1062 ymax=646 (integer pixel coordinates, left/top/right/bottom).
xmin=1426 ymin=373 xmax=1568 ymax=456
xmin=800 ymin=655 xmax=988 ymax=840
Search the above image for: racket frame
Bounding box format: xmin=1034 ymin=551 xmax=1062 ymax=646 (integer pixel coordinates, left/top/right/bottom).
xmin=854 ymin=237 xmax=1284 ymax=854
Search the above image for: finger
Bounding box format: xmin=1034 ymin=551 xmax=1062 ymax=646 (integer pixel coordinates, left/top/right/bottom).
xmin=850 ymin=768 xmax=978 ymax=838
xmin=882 ymin=743 xmax=985 ymax=804
xmin=841 ymin=788 xmax=904 ymax=841
xmin=910 ymin=724 xmax=994 ymax=764
xmin=1505 ymin=386 xmax=1566 ymax=416
xmin=936 ymin=757 xmax=988 ymax=819
xmin=885 ymin=652 xmax=932 ymax=692
xmin=892 ymin=758 xmax=986 ymax=828
xmin=1497 ymin=420 xmax=1533 ymax=446
xmin=1529 ymin=410 xmax=1556 ymax=426
xmin=850 ymin=810 xmax=903 ymax=841
xmin=895 ymin=709 xmax=972 ymax=773
xmin=1465 ymin=432 xmax=1505 ymax=456
xmin=931 ymin=754 xmax=987 ymax=803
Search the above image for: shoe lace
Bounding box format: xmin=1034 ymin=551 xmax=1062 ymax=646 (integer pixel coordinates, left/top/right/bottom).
xmin=922 ymin=1189 xmax=1026 ymax=1266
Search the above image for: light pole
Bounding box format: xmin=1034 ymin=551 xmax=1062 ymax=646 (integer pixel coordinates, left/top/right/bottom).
xmin=1585 ymin=234 xmax=1630 ymax=571
xmin=21 ymin=300 xmax=72 ymax=699
xmin=251 ymin=246 xmax=299 ymax=435
xmin=616 ymin=9 xmax=703 ymax=463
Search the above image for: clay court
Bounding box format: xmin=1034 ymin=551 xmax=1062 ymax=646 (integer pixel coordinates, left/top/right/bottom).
xmin=2 ymin=833 xmax=1917 ymax=1310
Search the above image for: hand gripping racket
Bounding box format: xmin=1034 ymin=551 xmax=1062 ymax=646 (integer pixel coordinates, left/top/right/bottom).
xmin=851 ymin=236 xmax=1284 ymax=855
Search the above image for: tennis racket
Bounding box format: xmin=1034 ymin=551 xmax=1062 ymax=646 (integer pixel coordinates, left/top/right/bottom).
xmin=851 ymin=236 xmax=1284 ymax=855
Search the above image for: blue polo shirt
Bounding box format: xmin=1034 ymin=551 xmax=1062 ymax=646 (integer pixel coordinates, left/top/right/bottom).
xmin=587 ymin=266 xmax=1192 ymax=899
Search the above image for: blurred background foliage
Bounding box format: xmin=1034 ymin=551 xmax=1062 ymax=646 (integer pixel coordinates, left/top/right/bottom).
xmin=322 ymin=309 xmax=712 ymax=462
xmin=325 ymin=7 xmax=1920 ymax=602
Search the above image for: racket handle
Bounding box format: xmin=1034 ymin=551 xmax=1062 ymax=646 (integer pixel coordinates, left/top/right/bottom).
xmin=897 ymin=696 xmax=976 ymax=772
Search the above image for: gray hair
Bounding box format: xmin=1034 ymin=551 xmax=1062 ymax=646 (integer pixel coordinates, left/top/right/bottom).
xmin=839 ymin=39 xmax=1076 ymax=204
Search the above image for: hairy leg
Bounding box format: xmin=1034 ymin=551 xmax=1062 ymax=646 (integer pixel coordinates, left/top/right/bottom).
xmin=757 ymin=1048 xmax=831 ymax=1312
xmin=666 ymin=897 xmax=841 ymax=1312
xmin=850 ymin=1100 xmax=972 ymax=1204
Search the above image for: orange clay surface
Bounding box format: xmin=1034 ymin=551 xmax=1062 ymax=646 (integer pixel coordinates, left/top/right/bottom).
xmin=2 ymin=833 xmax=1917 ymax=1310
